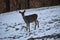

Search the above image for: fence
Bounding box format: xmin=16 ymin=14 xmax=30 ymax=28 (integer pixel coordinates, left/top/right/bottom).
xmin=0 ymin=0 xmax=60 ymax=13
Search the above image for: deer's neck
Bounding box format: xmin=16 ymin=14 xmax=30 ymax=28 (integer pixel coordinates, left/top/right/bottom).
xmin=21 ymin=14 xmax=26 ymax=21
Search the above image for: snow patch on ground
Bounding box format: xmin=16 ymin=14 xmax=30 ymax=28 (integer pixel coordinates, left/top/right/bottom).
xmin=0 ymin=5 xmax=60 ymax=40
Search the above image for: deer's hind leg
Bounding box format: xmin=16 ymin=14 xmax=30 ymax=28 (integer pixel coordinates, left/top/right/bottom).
xmin=36 ymin=20 xmax=39 ymax=28
xmin=34 ymin=20 xmax=37 ymax=30
xmin=34 ymin=20 xmax=39 ymax=30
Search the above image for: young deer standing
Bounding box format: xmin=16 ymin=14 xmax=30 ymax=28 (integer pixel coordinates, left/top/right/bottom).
xmin=19 ymin=10 xmax=39 ymax=32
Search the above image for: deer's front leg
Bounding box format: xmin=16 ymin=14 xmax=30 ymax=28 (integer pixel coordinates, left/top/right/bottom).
xmin=26 ymin=23 xmax=30 ymax=32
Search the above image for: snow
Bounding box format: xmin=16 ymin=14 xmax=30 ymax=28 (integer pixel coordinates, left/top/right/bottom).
xmin=0 ymin=5 xmax=60 ymax=40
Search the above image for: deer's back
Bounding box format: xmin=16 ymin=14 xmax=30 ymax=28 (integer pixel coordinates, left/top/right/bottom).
xmin=24 ymin=14 xmax=37 ymax=23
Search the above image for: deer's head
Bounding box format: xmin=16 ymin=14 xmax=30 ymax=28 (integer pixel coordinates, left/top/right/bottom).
xmin=19 ymin=10 xmax=25 ymax=16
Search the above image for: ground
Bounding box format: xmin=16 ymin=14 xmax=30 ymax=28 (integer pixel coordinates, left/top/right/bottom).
xmin=0 ymin=5 xmax=60 ymax=40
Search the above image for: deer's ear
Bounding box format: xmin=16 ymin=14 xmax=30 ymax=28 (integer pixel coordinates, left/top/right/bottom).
xmin=19 ymin=11 xmax=22 ymax=13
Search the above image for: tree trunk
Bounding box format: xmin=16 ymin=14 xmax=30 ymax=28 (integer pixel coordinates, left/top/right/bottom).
xmin=27 ymin=0 xmax=30 ymax=8
xmin=5 ymin=0 xmax=10 ymax=12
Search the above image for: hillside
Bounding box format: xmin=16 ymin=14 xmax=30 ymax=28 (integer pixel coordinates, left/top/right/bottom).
xmin=0 ymin=6 xmax=60 ymax=40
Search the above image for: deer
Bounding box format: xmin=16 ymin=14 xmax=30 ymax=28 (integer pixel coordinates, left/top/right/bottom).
xmin=19 ymin=10 xmax=39 ymax=32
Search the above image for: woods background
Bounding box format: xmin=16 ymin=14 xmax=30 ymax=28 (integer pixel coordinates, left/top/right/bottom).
xmin=0 ymin=0 xmax=60 ymax=13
